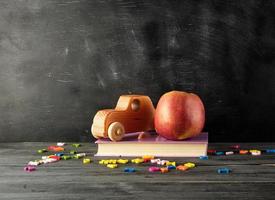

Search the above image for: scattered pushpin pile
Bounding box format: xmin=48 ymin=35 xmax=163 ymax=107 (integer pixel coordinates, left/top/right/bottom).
xmin=24 ymin=143 xmax=275 ymax=175
xmin=98 ymin=156 xmax=181 ymax=173
xmin=24 ymin=142 xmax=91 ymax=172
xmin=207 ymin=145 xmax=275 ymax=157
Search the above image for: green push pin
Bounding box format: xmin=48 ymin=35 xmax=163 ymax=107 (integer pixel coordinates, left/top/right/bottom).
xmin=61 ymin=155 xmax=71 ymax=160
xmin=37 ymin=149 xmax=47 ymax=154
xmin=73 ymin=154 xmax=81 ymax=159
xmin=70 ymin=150 xmax=77 ymax=155
xmin=72 ymin=143 xmax=81 ymax=148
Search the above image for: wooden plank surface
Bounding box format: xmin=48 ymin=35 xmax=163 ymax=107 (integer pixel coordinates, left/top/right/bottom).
xmin=1 ymin=143 xmax=275 ymax=199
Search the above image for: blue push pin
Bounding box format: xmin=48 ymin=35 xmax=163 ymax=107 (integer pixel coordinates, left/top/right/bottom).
xmin=215 ymin=151 xmax=224 ymax=156
xmin=124 ymin=168 xmax=136 ymax=173
xmin=217 ymin=168 xmax=231 ymax=174
xmin=266 ymin=149 xmax=275 ymax=153
xmin=55 ymin=152 xmax=64 ymax=157
xmin=199 ymin=155 xmax=209 ymax=160
xmin=167 ymin=165 xmax=176 ymax=170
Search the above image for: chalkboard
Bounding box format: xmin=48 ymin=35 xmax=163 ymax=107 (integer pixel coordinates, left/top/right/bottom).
xmin=0 ymin=0 xmax=274 ymax=142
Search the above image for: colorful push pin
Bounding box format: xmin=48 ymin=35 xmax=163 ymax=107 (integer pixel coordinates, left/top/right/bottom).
xmin=99 ymin=160 xmax=106 ymax=165
xmin=142 ymin=155 xmax=154 ymax=162
xmin=61 ymin=155 xmax=71 ymax=160
xmin=47 ymin=146 xmax=62 ymax=151
xmin=167 ymin=165 xmax=176 ymax=170
xmin=225 ymin=151 xmax=234 ymax=155
xmin=57 ymin=142 xmax=66 ymax=146
xmin=217 ymin=168 xmax=231 ymax=174
xmin=207 ymin=149 xmax=216 ymax=155
xmin=103 ymin=159 xmax=116 ymax=164
xmin=199 ymin=156 xmax=208 ymax=160
xmin=110 ymin=160 xmax=118 ymax=164
xmin=41 ymin=158 xmax=51 ymax=164
xmin=151 ymin=159 xmax=161 ymax=164
xmin=117 ymin=159 xmax=129 ymax=164
xmin=250 ymin=150 xmax=261 ymax=156
xmin=48 ymin=146 xmax=64 ymax=152
xmin=165 ymin=161 xmax=176 ymax=166
xmin=266 ymin=149 xmax=275 ymax=153
xmin=100 ymin=160 xmax=109 ymax=164
xmin=70 ymin=150 xmax=77 ymax=155
xmin=160 ymin=167 xmax=169 ymax=173
xmin=24 ymin=165 xmax=36 ymax=172
xmin=72 ymin=143 xmax=81 ymax=148
xmin=48 ymin=155 xmax=61 ymax=160
xmin=44 ymin=158 xmax=58 ymax=163
xmin=249 ymin=150 xmax=261 ymax=155
xmin=55 ymin=153 xmax=64 ymax=157
xmin=176 ymin=165 xmax=189 ymax=171
xmin=184 ymin=162 xmax=196 ymax=168
xmin=131 ymin=158 xmax=144 ymax=164
xmin=102 ymin=160 xmax=111 ymax=165
xmin=249 ymin=149 xmax=260 ymax=153
xmin=215 ymin=151 xmax=224 ymax=156
xmin=47 ymin=146 xmax=56 ymax=151
xmin=124 ymin=167 xmax=136 ymax=172
xmin=157 ymin=160 xmax=169 ymax=165
xmin=78 ymin=153 xmax=86 ymax=157
xmin=230 ymin=145 xmax=240 ymax=149
xmin=73 ymin=155 xmax=81 ymax=159
xmin=83 ymin=158 xmax=91 ymax=164
xmin=239 ymin=150 xmax=249 ymax=154
xmin=148 ymin=167 xmax=160 ymax=172
xmin=107 ymin=164 xmax=118 ymax=168
xmin=142 ymin=155 xmax=154 ymax=159
xmin=37 ymin=149 xmax=47 ymax=154
xmin=28 ymin=161 xmax=41 ymax=166
xmin=74 ymin=153 xmax=86 ymax=159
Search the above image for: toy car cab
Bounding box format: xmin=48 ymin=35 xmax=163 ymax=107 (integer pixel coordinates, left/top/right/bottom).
xmin=91 ymin=95 xmax=155 ymax=141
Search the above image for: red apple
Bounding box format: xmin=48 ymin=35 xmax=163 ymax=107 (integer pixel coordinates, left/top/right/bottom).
xmin=154 ymin=91 xmax=205 ymax=140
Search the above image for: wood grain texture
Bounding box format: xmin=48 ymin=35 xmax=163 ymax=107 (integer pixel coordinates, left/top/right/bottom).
xmin=0 ymin=0 xmax=274 ymax=142
xmin=92 ymin=95 xmax=155 ymax=140
xmin=1 ymin=143 xmax=275 ymax=199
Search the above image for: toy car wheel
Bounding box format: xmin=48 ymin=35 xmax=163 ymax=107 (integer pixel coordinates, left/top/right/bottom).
xmin=108 ymin=122 xmax=125 ymax=141
xmin=91 ymin=124 xmax=100 ymax=139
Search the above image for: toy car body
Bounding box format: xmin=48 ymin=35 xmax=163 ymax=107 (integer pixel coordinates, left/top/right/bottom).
xmin=91 ymin=95 xmax=155 ymax=141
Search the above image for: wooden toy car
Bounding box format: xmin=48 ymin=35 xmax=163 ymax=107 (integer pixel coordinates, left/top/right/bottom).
xmin=91 ymin=95 xmax=155 ymax=141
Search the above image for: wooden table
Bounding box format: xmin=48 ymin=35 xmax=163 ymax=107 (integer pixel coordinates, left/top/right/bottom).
xmin=1 ymin=143 xmax=275 ymax=199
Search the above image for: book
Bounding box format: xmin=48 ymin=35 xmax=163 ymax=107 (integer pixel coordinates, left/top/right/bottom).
xmin=94 ymin=132 xmax=208 ymax=157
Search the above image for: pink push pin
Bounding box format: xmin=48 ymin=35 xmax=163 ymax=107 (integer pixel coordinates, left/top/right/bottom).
xmin=24 ymin=165 xmax=36 ymax=172
xmin=148 ymin=167 xmax=160 ymax=172
xmin=230 ymin=145 xmax=240 ymax=149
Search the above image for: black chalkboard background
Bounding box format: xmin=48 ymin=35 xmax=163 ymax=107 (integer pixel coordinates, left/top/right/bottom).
xmin=0 ymin=0 xmax=274 ymax=142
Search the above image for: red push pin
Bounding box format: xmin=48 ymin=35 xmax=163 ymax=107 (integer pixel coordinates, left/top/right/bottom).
xmin=207 ymin=149 xmax=216 ymax=155
xmin=48 ymin=155 xmax=61 ymax=160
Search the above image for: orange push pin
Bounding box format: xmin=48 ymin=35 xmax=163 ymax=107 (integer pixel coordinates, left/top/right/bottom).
xmin=239 ymin=150 xmax=249 ymax=154
xmin=160 ymin=167 xmax=169 ymax=173
xmin=176 ymin=165 xmax=189 ymax=171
